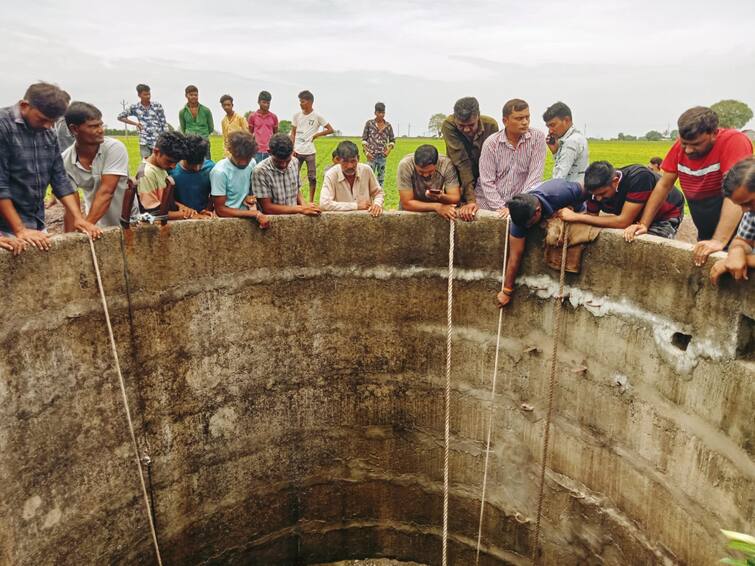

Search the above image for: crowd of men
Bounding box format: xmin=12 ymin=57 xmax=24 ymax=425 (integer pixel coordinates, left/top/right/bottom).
xmin=0 ymin=82 xmax=753 ymax=301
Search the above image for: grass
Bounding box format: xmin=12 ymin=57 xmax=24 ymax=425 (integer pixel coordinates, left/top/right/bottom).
xmin=114 ymin=135 xmax=675 ymax=210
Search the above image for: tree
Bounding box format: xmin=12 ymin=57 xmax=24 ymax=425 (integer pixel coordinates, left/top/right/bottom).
xmin=669 ymin=129 xmax=679 ymax=139
xmin=278 ymin=120 xmax=292 ymax=135
xmin=428 ymin=113 xmax=447 ymax=137
xmin=645 ymin=130 xmax=664 ymax=141
xmin=244 ymin=110 xmax=252 ymax=119
xmin=711 ymin=99 xmax=753 ymax=129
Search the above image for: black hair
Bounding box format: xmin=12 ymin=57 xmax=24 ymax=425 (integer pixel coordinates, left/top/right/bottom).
xmin=507 ymin=194 xmax=540 ymax=226
xmin=298 ymin=90 xmax=314 ymax=102
xmin=722 ymin=156 xmax=755 ymax=197
xmin=649 ymin=156 xmax=663 ymax=166
xmin=258 ymin=90 xmax=272 ymax=102
xmin=183 ymin=135 xmax=209 ymax=165
xmin=65 ymin=101 xmax=102 ymax=127
xmin=24 ymin=82 xmax=70 ymax=119
xmin=154 ymin=131 xmax=186 ymax=161
xmin=185 ymin=84 xmax=198 ymax=95
xmin=542 ymin=101 xmax=572 ymax=122
xmin=584 ymin=161 xmax=616 ymax=192
xmin=678 ymin=106 xmax=718 ymax=139
xmin=502 ymin=98 xmax=529 ymax=118
xmin=414 ymin=144 xmax=439 ymax=167
xmin=453 ymin=97 xmax=480 ymax=122
xmin=219 ymin=94 xmax=233 ymax=104
xmin=136 ymin=84 xmax=150 ymax=94
xmin=335 ymin=140 xmax=359 ymax=160
xmin=227 ymin=131 xmax=258 ymax=160
xmin=268 ymin=133 xmax=294 ymax=159
xmin=375 ymin=102 xmax=386 ymax=113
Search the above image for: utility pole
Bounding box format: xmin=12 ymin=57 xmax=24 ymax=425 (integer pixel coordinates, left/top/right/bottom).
xmin=408 ymin=123 xmax=411 ymax=137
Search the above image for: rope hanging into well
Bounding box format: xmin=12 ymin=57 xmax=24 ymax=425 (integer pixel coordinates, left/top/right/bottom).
xmin=87 ymin=236 xmax=164 ymax=566
xmin=531 ymin=224 xmax=570 ymax=564
xmin=474 ymin=216 xmax=511 ymax=564
xmin=442 ymin=219 xmax=455 ymax=566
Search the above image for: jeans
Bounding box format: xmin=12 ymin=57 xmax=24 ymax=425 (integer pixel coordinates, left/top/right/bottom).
xmin=368 ymin=154 xmax=387 ymax=186
xmin=255 ymin=152 xmax=270 ymax=164
xmin=648 ymin=217 xmax=682 ymax=239
xmin=139 ymin=144 xmax=152 ymax=159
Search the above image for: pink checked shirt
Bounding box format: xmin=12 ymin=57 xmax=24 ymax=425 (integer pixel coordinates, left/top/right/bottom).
xmin=475 ymin=128 xmax=547 ymax=210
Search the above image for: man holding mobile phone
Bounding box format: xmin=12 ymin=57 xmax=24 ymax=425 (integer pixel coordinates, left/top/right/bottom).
xmin=397 ymin=144 xmax=460 ymax=220
xmin=543 ymin=101 xmax=589 ymax=183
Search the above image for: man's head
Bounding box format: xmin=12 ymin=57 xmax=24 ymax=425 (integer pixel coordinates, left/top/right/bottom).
xmin=268 ymin=133 xmax=294 ymax=170
xmin=181 ymin=135 xmax=210 ymax=171
xmin=453 ymin=97 xmax=481 ymax=139
xmin=584 ymin=161 xmax=620 ymax=202
xmin=375 ymin=101 xmax=386 ymax=120
xmin=298 ymin=90 xmax=314 ymax=112
xmin=227 ymin=131 xmax=257 ymax=169
xmin=502 ymin=99 xmax=530 ymax=136
xmin=677 ymin=106 xmax=719 ymax=160
xmin=335 ymin=140 xmax=360 ymax=177
xmin=136 ymin=84 xmax=151 ymax=105
xmin=648 ymin=156 xmax=663 ymax=172
xmin=220 ymin=94 xmax=234 ymax=115
xmin=542 ymin=101 xmax=573 ymax=139
xmin=20 ymin=82 xmax=70 ymax=130
xmin=185 ymin=85 xmax=199 ymax=105
xmin=258 ymin=90 xmax=272 ymax=112
xmin=414 ymin=144 xmax=439 ymax=179
xmin=153 ymin=131 xmax=186 ymax=170
xmin=723 ymin=156 xmax=755 ymax=212
xmin=65 ymin=102 xmax=104 ymax=145
xmin=507 ymin=194 xmax=542 ymax=227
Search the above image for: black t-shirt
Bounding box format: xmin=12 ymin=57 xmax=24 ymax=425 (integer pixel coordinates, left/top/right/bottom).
xmin=587 ymin=164 xmax=683 ymax=221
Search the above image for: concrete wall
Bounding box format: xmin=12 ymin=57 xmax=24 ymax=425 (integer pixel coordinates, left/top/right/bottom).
xmin=0 ymin=212 xmax=752 ymax=565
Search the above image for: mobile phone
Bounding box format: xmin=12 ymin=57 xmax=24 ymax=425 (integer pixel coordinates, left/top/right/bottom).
xmin=546 ymin=134 xmax=557 ymax=145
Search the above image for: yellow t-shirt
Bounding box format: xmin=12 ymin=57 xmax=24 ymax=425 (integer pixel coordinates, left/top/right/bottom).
xmin=221 ymin=113 xmax=249 ymax=157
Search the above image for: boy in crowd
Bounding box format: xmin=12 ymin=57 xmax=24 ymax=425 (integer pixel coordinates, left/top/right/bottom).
xmin=495 ymin=179 xmax=589 ymax=308
xmin=179 ymin=85 xmax=214 ymax=158
xmin=254 ymin=133 xmax=321 ymax=217
xmin=320 ymin=140 xmax=384 ymax=216
xmin=559 ymin=161 xmax=684 ymax=238
xmin=397 ymin=144 xmax=460 ymax=220
xmin=247 ymin=91 xmax=278 ymax=163
xmin=710 ymin=156 xmax=755 ymax=285
xmin=0 ymin=82 xmax=102 ymax=251
xmin=117 ymin=83 xmax=167 ymax=159
xmin=62 ymin=101 xmax=140 ymax=228
xmin=625 ymin=106 xmax=753 ymax=266
xmin=172 ymin=135 xmax=215 ymax=215
xmin=543 ymin=101 xmax=589 ymax=183
xmin=219 ymin=94 xmax=248 ymax=158
xmin=290 ymin=90 xmax=334 ymax=202
xmin=137 ymin=131 xmax=197 ymax=221
xmin=361 ymin=102 xmax=395 ymax=187
xmin=210 ymin=131 xmax=269 ymax=228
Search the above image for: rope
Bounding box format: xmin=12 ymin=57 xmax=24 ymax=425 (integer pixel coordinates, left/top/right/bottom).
xmin=442 ymin=219 xmax=455 ymax=566
xmin=475 ymin=216 xmax=511 ymax=564
xmin=87 ymin=236 xmax=164 ymax=566
xmin=531 ymin=224 xmax=570 ymax=564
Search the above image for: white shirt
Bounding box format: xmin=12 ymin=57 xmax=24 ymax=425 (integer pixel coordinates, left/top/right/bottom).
xmin=292 ymin=111 xmax=327 ymax=154
xmin=320 ymin=163 xmax=384 ymax=211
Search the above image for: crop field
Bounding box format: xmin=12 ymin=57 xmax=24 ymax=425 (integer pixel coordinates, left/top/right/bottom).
xmin=116 ymin=135 xmax=675 ymax=210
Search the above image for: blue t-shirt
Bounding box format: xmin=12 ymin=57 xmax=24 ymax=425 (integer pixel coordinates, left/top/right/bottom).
xmin=171 ymin=159 xmax=214 ymax=212
xmin=510 ymin=179 xmax=587 ymax=238
xmin=209 ymin=158 xmax=256 ymax=209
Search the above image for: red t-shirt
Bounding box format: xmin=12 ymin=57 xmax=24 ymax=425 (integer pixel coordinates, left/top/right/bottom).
xmin=661 ymin=128 xmax=753 ymax=201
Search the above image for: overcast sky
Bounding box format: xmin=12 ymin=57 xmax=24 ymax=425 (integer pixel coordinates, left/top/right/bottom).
xmin=1 ymin=0 xmax=753 ymax=138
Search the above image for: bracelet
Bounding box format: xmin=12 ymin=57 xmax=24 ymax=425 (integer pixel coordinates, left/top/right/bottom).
xmin=502 ymin=287 xmax=514 ymax=296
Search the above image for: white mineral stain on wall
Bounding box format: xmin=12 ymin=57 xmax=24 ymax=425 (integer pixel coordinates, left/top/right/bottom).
xmin=209 ymin=406 xmax=238 ymax=439
xmin=22 ymin=495 xmax=42 ymax=520
xmin=42 ymin=507 xmax=62 ymax=529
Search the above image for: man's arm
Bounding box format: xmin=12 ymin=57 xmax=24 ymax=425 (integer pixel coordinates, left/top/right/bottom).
xmin=560 ymin=201 xmax=644 ymax=228
xmin=522 ymin=134 xmax=546 ymax=191
xmin=710 ymin=237 xmax=754 ymax=285
xmin=178 ymin=109 xmax=186 ymax=133
xmin=290 ymin=125 xmax=297 ymax=144
xmin=497 ymin=235 xmax=526 ymax=307
xmin=551 ymin=139 xmax=579 ymax=180
xmin=441 ymin=120 xmax=476 ymax=203
xmin=117 ymin=105 xmax=143 ymax=130
xmin=692 ymin=198 xmax=744 ymax=265
xmin=83 ymin=175 xmax=120 ymax=224
xmin=206 ymin=108 xmax=214 ymax=135
xmin=212 ymin=195 xmax=269 ymax=228
xmin=257 ymin=196 xmax=320 ymax=216
xmin=398 ymin=189 xmax=457 ymax=219
xmin=156 ymin=105 xmax=167 ymax=132
xmin=625 ymin=170 xmax=677 ymax=240
xmin=313 ymin=122 xmax=334 ymax=140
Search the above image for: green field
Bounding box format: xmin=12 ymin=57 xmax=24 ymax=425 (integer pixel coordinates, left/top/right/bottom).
xmin=115 ymin=135 xmax=675 ymax=210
